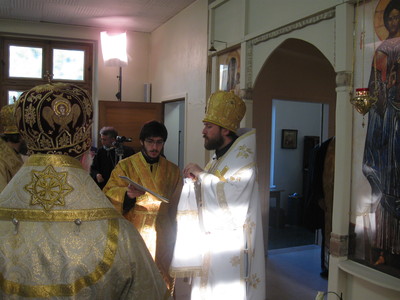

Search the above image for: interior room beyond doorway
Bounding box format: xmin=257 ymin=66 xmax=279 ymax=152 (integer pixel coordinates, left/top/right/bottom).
xmin=268 ymin=99 xmax=328 ymax=250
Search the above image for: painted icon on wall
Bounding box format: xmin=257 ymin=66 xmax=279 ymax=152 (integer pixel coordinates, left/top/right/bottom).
xmin=218 ymin=48 xmax=241 ymax=96
xmin=349 ymin=0 xmax=400 ymax=279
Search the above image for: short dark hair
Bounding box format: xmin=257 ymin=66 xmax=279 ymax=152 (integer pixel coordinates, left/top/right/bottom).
xmin=216 ymin=125 xmax=238 ymax=140
xmin=226 ymin=130 xmax=238 ymax=140
xmin=139 ymin=120 xmax=168 ymax=142
xmin=99 ymin=126 xmax=118 ymax=139
xmin=384 ymin=0 xmax=400 ymax=31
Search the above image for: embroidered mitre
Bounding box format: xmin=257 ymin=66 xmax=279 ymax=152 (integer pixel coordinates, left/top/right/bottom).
xmin=15 ymin=82 xmax=92 ymax=157
xmin=203 ymin=90 xmax=246 ymax=133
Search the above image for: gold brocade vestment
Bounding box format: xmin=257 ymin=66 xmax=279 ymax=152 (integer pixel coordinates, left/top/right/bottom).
xmin=0 ymin=138 xmax=23 ymax=192
xmin=0 ymin=154 xmax=171 ymax=300
xmin=104 ymin=152 xmax=182 ymax=289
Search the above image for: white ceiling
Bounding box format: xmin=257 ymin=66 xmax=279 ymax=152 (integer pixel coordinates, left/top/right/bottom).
xmin=0 ymin=0 xmax=197 ymax=33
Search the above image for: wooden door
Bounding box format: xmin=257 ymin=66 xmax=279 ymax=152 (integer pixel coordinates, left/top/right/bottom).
xmin=98 ymin=101 xmax=163 ymax=152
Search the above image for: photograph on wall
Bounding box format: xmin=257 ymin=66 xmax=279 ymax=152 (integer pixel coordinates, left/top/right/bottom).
xmin=348 ymin=0 xmax=400 ymax=279
xmin=218 ymin=48 xmax=241 ymax=96
xmin=281 ymin=129 xmax=297 ymax=149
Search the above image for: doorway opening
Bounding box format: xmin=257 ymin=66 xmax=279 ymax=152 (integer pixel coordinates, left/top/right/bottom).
xmin=163 ymin=99 xmax=185 ymax=170
xmin=268 ymin=99 xmax=329 ymax=250
xmin=252 ymin=38 xmax=336 ymax=297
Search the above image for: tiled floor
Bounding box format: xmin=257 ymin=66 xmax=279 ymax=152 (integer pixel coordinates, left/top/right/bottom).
xmin=266 ymin=245 xmax=328 ymax=300
xmin=266 ymin=224 xmax=328 ymax=299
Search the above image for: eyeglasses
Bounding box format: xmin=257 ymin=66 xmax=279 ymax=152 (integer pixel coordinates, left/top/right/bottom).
xmin=144 ymin=139 xmax=164 ymax=146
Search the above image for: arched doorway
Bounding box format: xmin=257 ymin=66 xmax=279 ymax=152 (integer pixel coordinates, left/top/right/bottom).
xmin=253 ymin=37 xmax=336 ymax=248
xmin=252 ymin=38 xmax=336 ymax=297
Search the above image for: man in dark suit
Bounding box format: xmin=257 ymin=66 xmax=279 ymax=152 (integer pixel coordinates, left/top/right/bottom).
xmin=90 ymin=126 xmax=134 ymax=189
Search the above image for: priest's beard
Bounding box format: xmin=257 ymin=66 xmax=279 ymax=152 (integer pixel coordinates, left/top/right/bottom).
xmin=141 ymin=148 xmax=160 ymax=164
xmin=204 ymin=132 xmax=224 ymax=150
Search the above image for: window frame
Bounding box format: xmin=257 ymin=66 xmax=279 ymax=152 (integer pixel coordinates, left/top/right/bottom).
xmin=0 ymin=36 xmax=93 ymax=107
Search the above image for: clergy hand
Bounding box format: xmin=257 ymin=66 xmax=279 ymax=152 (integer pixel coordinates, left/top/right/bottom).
xmin=183 ymin=163 xmax=203 ymax=180
xmin=127 ymin=184 xmax=145 ymax=199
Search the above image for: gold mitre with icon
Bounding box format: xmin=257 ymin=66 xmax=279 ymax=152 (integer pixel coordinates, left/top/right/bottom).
xmin=203 ymin=90 xmax=246 ymax=133
xmin=0 ymin=103 xmax=19 ymax=135
xmin=15 ymin=82 xmax=93 ymax=157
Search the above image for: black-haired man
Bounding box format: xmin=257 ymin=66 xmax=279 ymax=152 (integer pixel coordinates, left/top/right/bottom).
xmin=104 ymin=120 xmax=182 ymax=291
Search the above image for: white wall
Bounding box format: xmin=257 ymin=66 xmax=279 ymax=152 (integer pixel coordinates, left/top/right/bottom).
xmin=149 ymin=0 xmax=208 ymax=166
xmin=251 ymin=18 xmax=336 ymax=84
xmin=273 ymin=99 xmax=326 ymax=212
xmin=99 ymin=31 xmax=150 ymax=102
xmin=246 ymin=0 xmax=341 ymax=37
xmin=210 ymin=0 xmax=338 ymax=85
xmin=164 ymin=101 xmax=185 ymax=169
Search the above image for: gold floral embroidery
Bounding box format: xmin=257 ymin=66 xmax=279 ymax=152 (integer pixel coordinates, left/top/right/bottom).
xmin=24 ymin=103 xmax=36 ymax=127
xmin=39 ymin=135 xmax=53 ymax=149
xmin=247 ymin=273 xmax=261 ymax=288
xmin=58 ymin=132 xmax=71 ymax=147
xmin=230 ymin=255 xmax=240 ymax=267
xmin=237 ymin=144 xmax=253 ymax=159
xmin=0 ymin=219 xmax=120 ymax=297
xmin=245 ymin=221 xmax=256 ymax=235
xmin=25 ymin=165 xmax=73 ymax=211
xmin=229 ymin=175 xmax=241 ymax=182
xmin=82 ymin=96 xmax=93 ymax=116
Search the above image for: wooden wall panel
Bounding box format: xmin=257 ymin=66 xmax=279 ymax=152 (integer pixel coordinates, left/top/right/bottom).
xmin=98 ymin=101 xmax=163 ymax=152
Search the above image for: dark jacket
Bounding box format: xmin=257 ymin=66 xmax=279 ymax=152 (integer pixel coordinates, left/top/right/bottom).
xmin=90 ymin=146 xmax=135 ymax=189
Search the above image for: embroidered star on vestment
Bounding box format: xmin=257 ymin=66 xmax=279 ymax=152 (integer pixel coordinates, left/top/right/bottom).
xmin=25 ymin=165 xmax=73 ymax=211
xmin=237 ymin=144 xmax=253 ymax=158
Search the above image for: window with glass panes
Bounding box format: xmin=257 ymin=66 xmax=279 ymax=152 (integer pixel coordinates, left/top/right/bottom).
xmin=0 ymin=37 xmax=93 ymax=108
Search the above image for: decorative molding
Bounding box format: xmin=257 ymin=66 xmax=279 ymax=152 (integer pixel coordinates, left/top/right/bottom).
xmin=251 ymin=8 xmax=335 ymax=46
xmin=242 ymin=88 xmax=253 ymax=100
xmin=336 ymin=71 xmax=353 ymax=88
xmin=245 ymin=8 xmax=335 ymax=90
xmin=245 ymin=41 xmax=253 ymax=90
xmin=330 ymin=232 xmax=349 ymax=257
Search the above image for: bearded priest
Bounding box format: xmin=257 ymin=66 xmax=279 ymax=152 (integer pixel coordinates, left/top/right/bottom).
xmin=170 ymin=91 xmax=266 ymax=300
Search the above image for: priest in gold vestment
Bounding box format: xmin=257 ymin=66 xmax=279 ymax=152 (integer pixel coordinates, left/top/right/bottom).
xmin=0 ymin=103 xmax=26 ymax=192
xmin=104 ymin=120 xmax=182 ymax=290
xmin=0 ymin=82 xmax=171 ymax=299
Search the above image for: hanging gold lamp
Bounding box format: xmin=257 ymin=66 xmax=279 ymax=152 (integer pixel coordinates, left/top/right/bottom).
xmin=350 ymin=88 xmax=377 ymax=116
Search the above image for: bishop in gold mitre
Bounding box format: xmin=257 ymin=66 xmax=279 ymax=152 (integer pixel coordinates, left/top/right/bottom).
xmin=0 ymin=103 xmax=26 ymax=192
xmin=170 ymin=91 xmax=266 ymax=300
xmin=0 ymin=82 xmax=171 ymax=299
